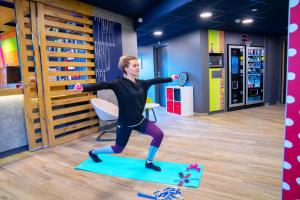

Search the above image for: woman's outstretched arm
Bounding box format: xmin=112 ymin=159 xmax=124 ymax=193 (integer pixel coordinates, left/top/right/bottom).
xmin=144 ymin=75 xmax=177 ymax=86
xmin=74 ymin=81 xmax=116 ymax=92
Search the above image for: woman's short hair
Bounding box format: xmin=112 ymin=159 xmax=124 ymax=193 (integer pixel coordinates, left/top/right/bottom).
xmin=118 ymin=55 xmax=137 ymax=74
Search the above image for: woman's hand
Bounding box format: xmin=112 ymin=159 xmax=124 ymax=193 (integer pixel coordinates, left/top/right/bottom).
xmin=29 ymin=77 xmax=36 ymax=88
xmin=171 ymin=74 xmax=178 ymax=80
xmin=74 ymin=83 xmax=83 ymax=92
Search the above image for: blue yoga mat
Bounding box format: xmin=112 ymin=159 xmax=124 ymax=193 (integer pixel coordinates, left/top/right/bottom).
xmin=75 ymin=155 xmax=203 ymax=188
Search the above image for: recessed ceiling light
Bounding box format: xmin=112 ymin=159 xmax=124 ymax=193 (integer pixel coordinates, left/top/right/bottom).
xmin=200 ymin=12 xmax=212 ymax=18
xmin=251 ymin=8 xmax=258 ymax=12
xmin=242 ymin=18 xmax=254 ymax=24
xmin=153 ymin=31 xmax=163 ymax=36
xmin=235 ymin=19 xmax=241 ymax=23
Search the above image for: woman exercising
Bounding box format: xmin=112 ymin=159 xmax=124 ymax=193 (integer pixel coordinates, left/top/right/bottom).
xmin=74 ymin=56 xmax=177 ymax=171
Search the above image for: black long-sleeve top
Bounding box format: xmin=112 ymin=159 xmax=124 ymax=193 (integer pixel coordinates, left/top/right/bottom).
xmin=83 ymin=77 xmax=172 ymax=126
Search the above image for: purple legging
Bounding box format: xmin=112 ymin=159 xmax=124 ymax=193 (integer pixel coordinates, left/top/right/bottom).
xmin=111 ymin=119 xmax=164 ymax=153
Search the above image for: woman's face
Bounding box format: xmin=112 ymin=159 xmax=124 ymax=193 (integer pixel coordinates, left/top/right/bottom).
xmin=125 ymin=59 xmax=140 ymax=77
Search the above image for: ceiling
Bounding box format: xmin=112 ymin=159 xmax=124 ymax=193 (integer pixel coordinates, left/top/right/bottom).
xmin=136 ymin=0 xmax=289 ymax=45
xmin=71 ymin=0 xmax=289 ymax=45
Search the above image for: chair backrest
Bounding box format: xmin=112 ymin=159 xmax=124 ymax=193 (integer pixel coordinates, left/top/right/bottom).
xmin=91 ymin=98 xmax=118 ymax=121
xmin=97 ymin=89 xmax=118 ymax=106
xmin=146 ymin=97 xmax=153 ymax=103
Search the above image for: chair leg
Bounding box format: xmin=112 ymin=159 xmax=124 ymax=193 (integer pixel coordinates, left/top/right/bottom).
xmin=96 ymin=129 xmax=116 ymax=141
xmin=145 ymin=109 xmax=149 ymax=120
xmin=96 ymin=121 xmax=117 ymax=141
xmin=151 ymin=109 xmax=157 ymax=123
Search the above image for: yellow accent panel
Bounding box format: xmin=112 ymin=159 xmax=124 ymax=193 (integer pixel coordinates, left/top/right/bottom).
xmin=209 ymin=68 xmax=225 ymax=112
xmin=208 ymin=30 xmax=224 ymax=53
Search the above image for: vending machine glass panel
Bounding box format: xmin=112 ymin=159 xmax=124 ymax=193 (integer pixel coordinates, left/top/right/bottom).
xmin=246 ymin=47 xmax=265 ymax=104
xmin=228 ymin=45 xmax=245 ymax=109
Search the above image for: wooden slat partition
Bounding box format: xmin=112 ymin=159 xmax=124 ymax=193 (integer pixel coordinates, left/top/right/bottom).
xmin=51 ymin=95 xmax=96 ymax=106
xmin=43 ymin=9 xmax=93 ymax=25
xmin=45 ymin=20 xmax=93 ymax=34
xmin=47 ymin=52 xmax=94 ymax=59
xmin=46 ymin=41 xmax=94 ymax=50
xmin=46 ymin=31 xmax=94 ymax=42
xmin=48 ymin=71 xmax=96 ymax=76
xmin=36 ymin=1 xmax=98 ymax=146
xmin=14 ymin=0 xmax=98 ymax=148
xmin=53 ymin=111 xmax=96 ymax=126
xmin=15 ymin=0 xmax=46 ymax=150
xmin=49 ymin=79 xmax=96 ymax=86
xmin=47 ymin=61 xmax=95 ymax=67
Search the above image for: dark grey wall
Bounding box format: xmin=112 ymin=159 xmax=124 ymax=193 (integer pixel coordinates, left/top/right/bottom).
xmin=199 ymin=30 xmax=209 ymax=113
xmin=0 ymin=95 xmax=28 ymax=153
xmin=264 ymin=35 xmax=282 ymax=104
xmin=138 ymin=30 xmax=284 ymax=114
xmin=94 ymin=7 xmax=137 ymax=56
xmin=225 ymin=32 xmax=265 ymax=46
xmin=224 ymin=31 xmax=282 ymax=106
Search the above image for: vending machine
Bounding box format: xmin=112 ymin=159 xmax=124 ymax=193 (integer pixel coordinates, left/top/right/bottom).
xmin=246 ymin=47 xmax=265 ymax=105
xmin=227 ymin=45 xmax=265 ymax=110
xmin=227 ymin=45 xmax=245 ymax=109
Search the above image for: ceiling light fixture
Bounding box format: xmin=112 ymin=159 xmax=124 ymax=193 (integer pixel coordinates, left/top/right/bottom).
xmin=200 ymin=12 xmax=212 ymax=18
xmin=153 ymin=31 xmax=163 ymax=36
xmin=242 ymin=18 xmax=254 ymax=24
xmin=251 ymin=8 xmax=258 ymax=12
xmin=235 ymin=19 xmax=241 ymax=23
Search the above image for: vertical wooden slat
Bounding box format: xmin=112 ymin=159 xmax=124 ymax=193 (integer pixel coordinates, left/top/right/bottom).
xmin=30 ymin=1 xmax=49 ymax=147
xmin=15 ymin=0 xmax=39 ymax=150
xmin=84 ymin=18 xmax=95 ymax=123
xmin=37 ymin=2 xmax=56 ymax=146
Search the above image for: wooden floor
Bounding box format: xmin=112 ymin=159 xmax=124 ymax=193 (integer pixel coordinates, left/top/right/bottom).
xmin=0 ymin=105 xmax=285 ymax=200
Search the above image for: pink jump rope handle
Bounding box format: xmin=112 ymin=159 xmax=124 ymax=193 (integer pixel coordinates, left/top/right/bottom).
xmin=186 ymin=164 xmax=200 ymax=172
xmin=74 ymin=83 xmax=82 ymax=91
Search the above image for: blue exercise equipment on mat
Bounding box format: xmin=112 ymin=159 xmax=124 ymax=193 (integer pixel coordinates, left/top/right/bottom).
xmin=137 ymin=187 xmax=184 ymax=200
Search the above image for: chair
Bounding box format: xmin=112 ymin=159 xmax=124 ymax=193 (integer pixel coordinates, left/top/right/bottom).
xmin=91 ymin=98 xmax=118 ymax=141
xmin=145 ymin=97 xmax=160 ymax=123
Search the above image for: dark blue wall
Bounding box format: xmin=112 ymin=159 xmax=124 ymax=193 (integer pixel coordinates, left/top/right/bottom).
xmin=138 ymin=46 xmax=156 ymax=101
